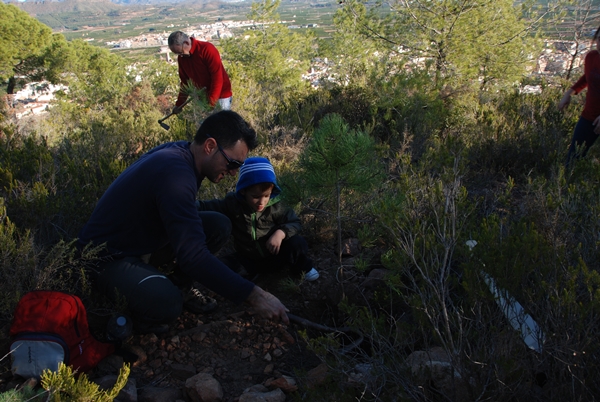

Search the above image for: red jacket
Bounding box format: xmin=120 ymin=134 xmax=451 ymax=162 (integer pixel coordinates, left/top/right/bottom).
xmin=175 ymin=38 xmax=232 ymax=107
xmin=572 ymin=50 xmax=600 ymax=122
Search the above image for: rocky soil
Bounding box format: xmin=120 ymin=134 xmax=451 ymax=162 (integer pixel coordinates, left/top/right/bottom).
xmin=0 ymin=241 xmax=383 ymax=401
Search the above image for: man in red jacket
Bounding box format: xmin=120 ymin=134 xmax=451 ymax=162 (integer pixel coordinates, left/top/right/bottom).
xmin=168 ymin=31 xmax=233 ymax=113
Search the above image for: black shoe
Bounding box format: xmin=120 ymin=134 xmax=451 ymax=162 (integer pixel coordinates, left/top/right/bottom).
xmin=133 ymin=322 xmax=170 ymax=335
xmin=183 ymin=287 xmax=218 ymax=314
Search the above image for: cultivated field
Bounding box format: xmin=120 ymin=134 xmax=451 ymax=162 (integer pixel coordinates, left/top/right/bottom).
xmin=17 ymin=0 xmax=336 ymax=47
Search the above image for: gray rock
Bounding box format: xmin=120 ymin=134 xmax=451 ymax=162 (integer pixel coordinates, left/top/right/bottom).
xmin=305 ymin=362 xmax=328 ymax=389
xmin=96 ymin=354 xmax=126 ymax=373
xmin=95 ymin=375 xmax=137 ymax=402
xmin=263 ymin=364 xmax=274 ymax=374
xmin=362 ymin=268 xmax=390 ymax=289
xmin=238 ymin=387 xmax=285 ymax=402
xmin=185 ymin=372 xmax=224 ymax=402
xmin=243 ymin=384 xmax=269 ymax=393
xmin=138 ymin=387 xmax=183 ymax=402
xmin=406 ymin=347 xmax=469 ymax=400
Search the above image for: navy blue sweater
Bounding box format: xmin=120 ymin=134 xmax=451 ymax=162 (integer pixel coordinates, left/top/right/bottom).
xmin=78 ymin=141 xmax=254 ymax=304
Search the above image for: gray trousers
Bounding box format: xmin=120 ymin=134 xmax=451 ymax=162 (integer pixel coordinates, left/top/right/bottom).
xmin=96 ymin=211 xmax=231 ymax=325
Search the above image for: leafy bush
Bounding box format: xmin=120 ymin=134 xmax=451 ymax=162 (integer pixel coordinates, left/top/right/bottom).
xmin=465 ymin=86 xmax=576 ymax=179
xmin=221 ymin=6 xmax=315 ymax=131
xmin=0 ymin=386 xmax=45 ymax=402
xmin=41 ymin=362 xmax=130 ymax=402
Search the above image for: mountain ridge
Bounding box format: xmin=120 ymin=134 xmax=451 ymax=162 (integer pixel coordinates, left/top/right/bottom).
xmin=4 ymin=0 xmax=230 ymax=15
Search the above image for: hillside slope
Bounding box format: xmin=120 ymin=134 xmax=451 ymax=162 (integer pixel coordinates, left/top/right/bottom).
xmin=6 ymin=0 xmax=123 ymax=16
xmin=8 ymin=0 xmax=220 ymax=15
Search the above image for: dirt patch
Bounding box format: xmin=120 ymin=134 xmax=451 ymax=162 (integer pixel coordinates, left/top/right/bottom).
xmin=116 ymin=268 xmax=338 ymax=400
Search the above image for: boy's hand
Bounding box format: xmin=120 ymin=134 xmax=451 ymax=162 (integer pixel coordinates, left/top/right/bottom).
xmin=266 ymin=230 xmax=286 ymax=255
xmin=245 ymin=286 xmax=289 ymax=324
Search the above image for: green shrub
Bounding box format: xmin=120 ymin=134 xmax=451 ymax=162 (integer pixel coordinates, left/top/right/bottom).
xmin=465 ymin=86 xmax=576 ymax=179
xmin=0 ymin=386 xmax=45 ymax=402
xmin=0 ymin=199 xmax=100 ymax=334
xmin=41 ymin=362 xmax=130 ymax=402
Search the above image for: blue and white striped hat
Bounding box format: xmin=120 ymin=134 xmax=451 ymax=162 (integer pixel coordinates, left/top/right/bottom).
xmin=235 ymin=157 xmax=282 ymax=198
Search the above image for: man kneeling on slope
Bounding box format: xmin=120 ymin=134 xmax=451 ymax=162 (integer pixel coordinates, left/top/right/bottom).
xmin=78 ymin=110 xmax=289 ymax=334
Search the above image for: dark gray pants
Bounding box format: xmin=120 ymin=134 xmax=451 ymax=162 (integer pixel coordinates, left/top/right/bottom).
xmin=566 ymin=116 xmax=598 ymax=167
xmin=96 ymin=211 xmax=231 ymax=325
xmin=235 ymin=234 xmax=313 ymax=276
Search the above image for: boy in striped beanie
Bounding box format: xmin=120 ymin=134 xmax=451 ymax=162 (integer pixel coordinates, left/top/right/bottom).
xmin=198 ymin=157 xmax=319 ymax=281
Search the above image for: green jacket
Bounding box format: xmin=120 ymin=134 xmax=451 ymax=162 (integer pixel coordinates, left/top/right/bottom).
xmin=197 ymin=193 xmax=302 ymax=260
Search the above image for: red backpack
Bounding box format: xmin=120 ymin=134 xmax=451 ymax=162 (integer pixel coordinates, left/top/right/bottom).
xmin=9 ymin=290 xmax=115 ymax=379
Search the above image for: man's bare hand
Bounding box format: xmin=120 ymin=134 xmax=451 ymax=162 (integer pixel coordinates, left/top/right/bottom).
xmin=245 ymin=286 xmax=289 ymax=324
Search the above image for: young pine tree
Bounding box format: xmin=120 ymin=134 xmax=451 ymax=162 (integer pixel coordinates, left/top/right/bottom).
xmin=292 ymin=113 xmax=383 ymax=263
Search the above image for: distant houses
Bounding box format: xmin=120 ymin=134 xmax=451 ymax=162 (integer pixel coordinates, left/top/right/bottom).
xmin=9 ymin=82 xmax=68 ymax=120
xmin=6 ymin=33 xmax=592 ymax=121
xmin=105 ymin=19 xmax=319 ymax=50
xmin=536 ymin=40 xmax=589 ymax=74
xmin=289 ymin=24 xmax=318 ymax=29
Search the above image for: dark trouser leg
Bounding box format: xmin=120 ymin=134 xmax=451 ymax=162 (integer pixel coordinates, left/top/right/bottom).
xmin=149 ymin=211 xmax=232 ymax=286
xmin=178 ymin=211 xmax=231 ymax=284
xmin=240 ymin=235 xmax=313 ymax=276
xmin=566 ymin=117 xmax=598 ymax=167
xmin=97 ymin=257 xmax=183 ymax=325
xmin=173 ymin=212 xmax=230 ymax=313
xmin=198 ymin=211 xmax=232 ymax=254
xmin=278 ymin=235 xmax=313 ymax=275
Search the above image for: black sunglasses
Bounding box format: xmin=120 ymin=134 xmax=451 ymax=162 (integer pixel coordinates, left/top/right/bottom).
xmin=206 ymin=134 xmax=244 ymax=170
